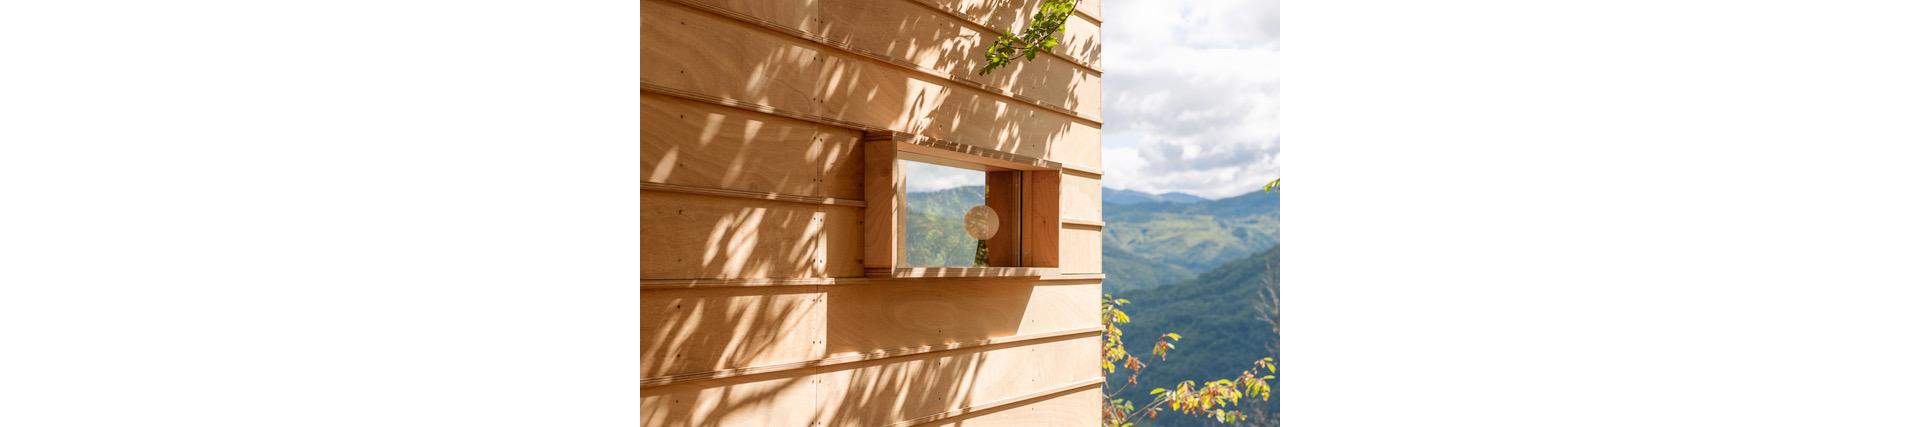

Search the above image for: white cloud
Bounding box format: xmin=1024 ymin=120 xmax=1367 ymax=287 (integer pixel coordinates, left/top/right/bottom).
xmin=1100 ymin=0 xmax=1280 ymax=199
xmin=902 ymin=160 xmax=983 ymax=192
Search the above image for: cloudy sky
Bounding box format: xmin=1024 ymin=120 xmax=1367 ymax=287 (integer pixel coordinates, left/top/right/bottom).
xmin=1101 ymin=0 xmax=1279 ymax=199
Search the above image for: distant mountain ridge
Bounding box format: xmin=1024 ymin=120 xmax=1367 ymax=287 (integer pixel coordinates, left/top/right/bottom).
xmin=1101 ymin=189 xmax=1277 ymax=291
xmin=901 ymin=185 xmax=1276 ymax=291
xmin=1103 ymin=187 xmax=1209 ymax=205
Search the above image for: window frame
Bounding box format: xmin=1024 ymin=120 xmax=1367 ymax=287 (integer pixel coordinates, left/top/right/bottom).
xmin=862 ymin=131 xmax=1062 ymax=278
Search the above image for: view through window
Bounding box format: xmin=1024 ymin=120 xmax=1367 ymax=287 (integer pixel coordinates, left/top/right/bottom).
xmin=902 ymin=159 xmax=990 ymax=267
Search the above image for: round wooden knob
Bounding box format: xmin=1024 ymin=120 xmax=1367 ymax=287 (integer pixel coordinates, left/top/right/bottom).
xmin=964 ymin=205 xmax=999 ymax=240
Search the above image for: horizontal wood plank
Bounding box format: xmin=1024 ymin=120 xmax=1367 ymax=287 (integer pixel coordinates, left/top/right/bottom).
xmin=641 ymin=191 xmax=864 ymax=279
xmin=908 ymin=379 xmax=1102 ymax=427
xmin=1058 ymin=227 xmax=1102 ymax=274
xmin=815 ymin=334 xmax=1101 ymax=426
xmin=643 ymin=0 xmax=1101 ymax=168
xmin=642 ymin=287 xmax=826 ymax=380
xmin=1059 ymin=172 xmax=1101 ymax=221
xmin=643 ymin=182 xmax=867 ymax=207
xmin=825 ymin=281 xmax=1100 ymax=355
xmin=639 ymin=274 xmax=1105 ymax=290
xmin=644 ymin=93 xmax=864 ymax=199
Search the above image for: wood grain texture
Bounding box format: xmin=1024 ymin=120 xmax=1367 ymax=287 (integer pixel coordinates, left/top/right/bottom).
xmin=915 ymin=0 xmax=1102 ymax=69
xmin=825 ymin=281 xmax=1100 ymax=356
xmin=642 ymin=287 xmax=826 ymax=380
xmin=1058 ymin=227 xmax=1102 ymax=274
xmin=642 ymin=182 xmax=867 ymax=208
xmin=642 ymin=191 xmax=863 ymax=279
xmin=639 ymin=274 xmax=1104 ymax=290
xmin=641 ymin=370 xmax=820 ymax=427
xmin=1058 ymin=171 xmax=1101 ymax=222
xmin=642 ymin=0 xmax=822 ymax=114
xmin=864 ymin=139 xmax=902 ymax=272
xmin=883 ymin=130 xmax=1062 ymax=171
xmin=678 ymin=0 xmax=1102 ymax=114
xmin=643 ymin=0 xmax=1099 ymax=167
xmin=644 ymin=326 xmax=1099 ymax=388
xmin=985 ymin=170 xmax=1022 ymax=266
xmin=915 ymin=382 xmax=1103 ymax=427
xmin=813 ymin=0 xmax=1101 ymax=118
xmin=644 ymin=93 xmax=864 ymax=199
xmin=1021 ymin=170 xmax=1061 ymax=268
xmin=642 ymin=334 xmax=1099 ymax=427
xmin=813 ymin=335 xmax=1101 ymax=426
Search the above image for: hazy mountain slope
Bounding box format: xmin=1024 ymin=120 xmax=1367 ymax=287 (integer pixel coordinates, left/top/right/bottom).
xmin=899 ymin=186 xmax=1276 ymax=287
xmin=1108 ymin=246 xmax=1279 ymax=426
xmin=1104 ymin=187 xmax=1208 ymax=205
xmin=1101 ymin=190 xmax=1277 ymax=291
xmin=904 ymin=186 xmax=986 ymax=267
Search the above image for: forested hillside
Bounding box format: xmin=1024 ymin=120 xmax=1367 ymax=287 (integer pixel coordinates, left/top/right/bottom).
xmin=1102 ymin=190 xmax=1278 ymax=291
xmin=1110 ymin=246 xmax=1279 ymax=426
xmin=904 ymin=186 xmax=985 ymax=267
xmin=901 ymin=186 xmax=1276 ymax=287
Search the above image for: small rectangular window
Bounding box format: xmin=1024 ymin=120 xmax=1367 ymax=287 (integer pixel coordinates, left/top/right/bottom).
xmin=863 ymin=131 xmax=1059 ymax=278
xmin=901 ymin=158 xmax=1022 ymax=267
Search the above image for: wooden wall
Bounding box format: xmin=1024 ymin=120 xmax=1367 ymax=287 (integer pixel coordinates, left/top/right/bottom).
xmin=642 ymin=0 xmax=1103 ymax=424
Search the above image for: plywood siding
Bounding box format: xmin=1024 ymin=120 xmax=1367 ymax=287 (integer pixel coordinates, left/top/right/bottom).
xmin=1059 ymin=227 xmax=1102 ymax=274
xmin=643 ymin=0 xmax=1102 ymax=423
xmin=823 ymin=282 xmax=1099 ymax=355
xmin=643 ymin=93 xmax=864 ymax=199
xmin=919 ymin=387 xmax=1103 ymax=427
xmin=642 ymin=0 xmax=1101 ymax=168
xmin=640 ymin=191 xmax=864 ymax=280
xmin=679 ymin=0 xmax=1101 ymax=120
xmin=1060 ymin=171 xmax=1102 ymax=221
xmin=641 ymin=287 xmax=826 ymax=379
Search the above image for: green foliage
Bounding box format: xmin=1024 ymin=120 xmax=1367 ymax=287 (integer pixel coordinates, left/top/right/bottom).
xmin=978 ymin=0 xmax=1078 ymax=75
xmin=1110 ymin=247 xmax=1279 ymax=426
xmin=904 ymin=186 xmax=987 ymax=267
xmin=1103 ymin=292 xmax=1275 ymax=426
xmin=1262 ymin=178 xmax=1279 ymax=193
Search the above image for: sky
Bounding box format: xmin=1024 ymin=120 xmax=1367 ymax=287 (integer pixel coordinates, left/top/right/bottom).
xmin=1100 ymin=0 xmax=1280 ymax=199
xmin=902 ymin=159 xmax=984 ymax=192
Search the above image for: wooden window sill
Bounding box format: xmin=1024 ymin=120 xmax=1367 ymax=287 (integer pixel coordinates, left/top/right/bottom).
xmin=864 ymin=267 xmax=1060 ymax=279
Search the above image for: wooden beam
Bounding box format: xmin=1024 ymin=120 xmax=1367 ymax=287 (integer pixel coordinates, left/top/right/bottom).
xmin=864 ymin=139 xmax=904 ymax=272
xmin=870 ymin=130 xmax=1063 ymax=171
xmin=985 ymin=170 xmax=1023 ymax=266
xmin=1021 ymin=170 xmax=1061 ymax=268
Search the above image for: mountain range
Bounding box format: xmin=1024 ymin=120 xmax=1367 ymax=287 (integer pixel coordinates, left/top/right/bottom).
xmin=1102 ymin=187 xmax=1209 ymax=205
xmin=905 ymin=185 xmax=1279 ymax=425
xmin=1102 ymin=189 xmax=1277 ymax=292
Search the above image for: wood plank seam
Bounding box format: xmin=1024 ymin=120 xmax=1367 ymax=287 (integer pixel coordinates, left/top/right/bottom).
xmin=659 ymin=0 xmax=1104 ymax=126
xmin=894 ymin=0 xmax=1104 ymax=73
xmin=642 ymin=84 xmax=1082 ymax=180
xmin=867 ymin=130 xmax=1064 ymax=170
xmin=1059 ymin=162 xmax=1104 ymax=178
xmin=1060 ymin=217 xmax=1104 ymax=229
xmin=1073 ymin=9 xmax=1101 ymax=25
xmin=642 ymin=182 xmax=868 ymax=207
xmin=639 ymin=274 xmax=1106 ymax=290
xmin=642 ymin=83 xmax=883 ymax=132
xmin=639 ymin=326 xmax=1103 ymax=387
xmin=895 ymin=377 xmax=1105 ymax=427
